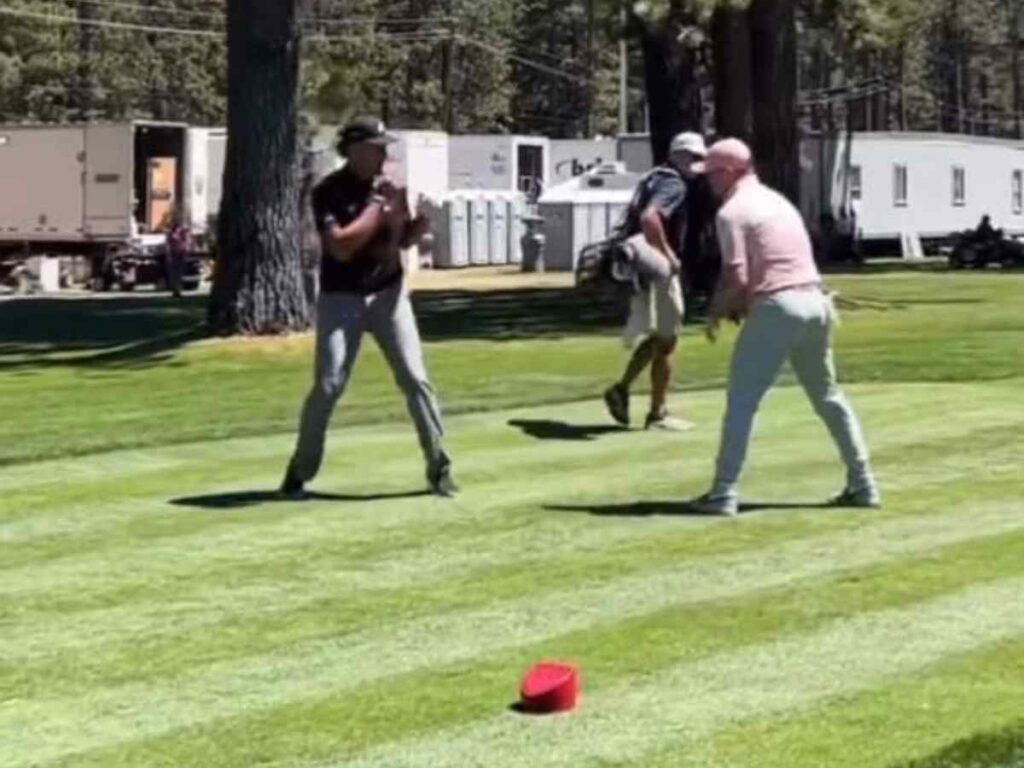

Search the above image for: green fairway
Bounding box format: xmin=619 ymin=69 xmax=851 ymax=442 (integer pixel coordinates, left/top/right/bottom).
xmin=1 ymin=271 xmax=1023 ymax=767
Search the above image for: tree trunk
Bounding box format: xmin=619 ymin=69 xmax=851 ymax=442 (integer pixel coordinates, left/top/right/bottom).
xmin=629 ymin=6 xmax=703 ymax=165
xmin=749 ymin=0 xmax=799 ymax=203
xmin=710 ymin=4 xmax=752 ymax=141
xmin=209 ymin=0 xmax=311 ymax=336
xmin=73 ymin=0 xmax=99 ymax=121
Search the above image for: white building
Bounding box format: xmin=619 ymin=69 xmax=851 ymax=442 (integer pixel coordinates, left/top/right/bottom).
xmin=548 ymin=138 xmax=618 ymax=185
xmin=447 ymin=135 xmax=549 ymax=193
xmin=802 ymin=132 xmax=1024 ymax=240
xmin=616 ymin=131 xmax=1024 ymax=243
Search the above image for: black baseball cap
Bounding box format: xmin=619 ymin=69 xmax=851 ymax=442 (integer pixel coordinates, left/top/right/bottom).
xmin=337 ymin=116 xmax=398 ymax=153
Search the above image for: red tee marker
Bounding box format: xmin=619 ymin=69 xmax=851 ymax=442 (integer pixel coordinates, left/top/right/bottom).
xmin=519 ymin=662 xmax=579 ymax=714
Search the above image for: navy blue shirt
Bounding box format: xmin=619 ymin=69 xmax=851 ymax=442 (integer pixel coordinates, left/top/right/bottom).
xmin=617 ymin=166 xmax=689 ymax=256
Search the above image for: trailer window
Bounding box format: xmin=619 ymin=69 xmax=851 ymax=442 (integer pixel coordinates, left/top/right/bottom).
xmin=893 ymin=164 xmax=908 ymax=207
xmin=1013 ymin=170 xmax=1023 ymax=215
xmin=952 ymin=166 xmax=966 ymax=207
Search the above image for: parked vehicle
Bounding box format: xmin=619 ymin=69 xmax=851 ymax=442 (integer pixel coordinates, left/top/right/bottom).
xmin=948 ymin=228 xmax=1024 ymax=269
xmin=0 ymin=121 xmax=223 ymax=290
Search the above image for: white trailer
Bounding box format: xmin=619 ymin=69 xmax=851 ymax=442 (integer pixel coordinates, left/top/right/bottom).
xmin=801 ymin=131 xmax=1024 ymax=242
xmin=549 ymin=138 xmax=617 ymax=184
xmin=0 ymin=120 xmax=211 ymax=290
xmin=447 ymin=135 xmax=549 ymax=194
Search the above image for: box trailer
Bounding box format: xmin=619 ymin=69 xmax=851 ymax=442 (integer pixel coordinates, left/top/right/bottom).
xmin=448 ymin=135 xmax=549 ymax=194
xmin=0 ymin=120 xmax=208 ymax=291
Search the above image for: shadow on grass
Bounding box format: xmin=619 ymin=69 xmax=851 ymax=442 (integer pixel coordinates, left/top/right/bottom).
xmin=171 ymin=488 xmax=430 ymax=509
xmin=508 ymin=419 xmax=627 ymax=441
xmin=0 ymin=286 xmax=627 ymax=370
xmin=546 ymin=500 xmax=835 ymax=517
xmin=0 ymin=294 xmax=208 ymax=369
xmin=892 ymin=719 xmax=1024 ymax=768
xmin=412 ymin=287 xmax=626 ymax=342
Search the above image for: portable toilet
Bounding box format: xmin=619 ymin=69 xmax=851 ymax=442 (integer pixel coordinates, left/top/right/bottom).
xmin=468 ymin=195 xmax=490 ymax=265
xmin=508 ymin=194 xmax=526 ymax=264
xmin=538 ymin=163 xmax=641 ymax=271
xmin=429 ymin=193 xmax=470 ymax=268
xmin=489 ymin=194 xmax=510 ymax=265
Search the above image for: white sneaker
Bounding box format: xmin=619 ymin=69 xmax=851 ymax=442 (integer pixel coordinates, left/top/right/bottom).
xmin=644 ymin=410 xmax=695 ymax=432
xmin=687 ymin=492 xmax=739 ymax=517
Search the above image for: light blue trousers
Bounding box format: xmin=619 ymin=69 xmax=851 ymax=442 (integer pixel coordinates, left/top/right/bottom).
xmin=712 ymin=287 xmax=875 ymax=500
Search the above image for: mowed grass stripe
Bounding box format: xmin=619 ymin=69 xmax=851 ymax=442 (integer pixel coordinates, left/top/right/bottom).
xmin=3 ymin=417 xmax=1019 ymax=634
xmin=4 ymin=384 xmax=1021 ymax=599
xmin=3 ymin=503 xmax=1022 ymax=766
xmin=41 ymin=526 xmax=1024 ymax=768
xmin=664 ymin=640 xmax=1024 ymax=768
xmin=4 ymin=417 xmax=1021 ymax=670
xmin=1 ymin=377 xmax=1017 ymax=525
xmin=330 ymin=578 xmax=1024 ymax=768
xmin=1 ymin=451 xmax=1019 ymax=670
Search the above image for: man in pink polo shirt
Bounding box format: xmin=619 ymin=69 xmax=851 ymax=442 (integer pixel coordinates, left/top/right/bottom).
xmin=689 ymin=138 xmax=879 ymax=517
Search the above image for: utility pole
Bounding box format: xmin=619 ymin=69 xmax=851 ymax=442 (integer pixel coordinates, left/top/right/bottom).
xmin=619 ymin=4 xmax=628 ymax=134
xmin=75 ymin=0 xmax=98 ymax=121
xmin=589 ymin=0 xmax=598 ymax=137
xmin=441 ymin=0 xmax=455 ymax=132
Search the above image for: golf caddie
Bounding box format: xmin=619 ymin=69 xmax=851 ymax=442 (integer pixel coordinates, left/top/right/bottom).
xmin=689 ymin=138 xmax=879 ymax=517
xmin=280 ymin=116 xmax=457 ymax=499
xmin=602 ymin=131 xmax=708 ymax=432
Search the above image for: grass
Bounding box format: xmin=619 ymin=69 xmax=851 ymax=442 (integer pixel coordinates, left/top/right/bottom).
xmin=1 ymin=271 xmax=1022 ymax=466
xmin=0 ymin=269 xmax=1023 ymax=767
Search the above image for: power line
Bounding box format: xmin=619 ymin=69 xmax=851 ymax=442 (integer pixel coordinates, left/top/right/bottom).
xmin=55 ymin=0 xmax=455 ymax=28
xmin=0 ymin=6 xmax=223 ymax=37
xmin=0 ymin=7 xmax=450 ymax=42
xmin=457 ymin=35 xmax=588 ymax=85
xmin=52 ymin=0 xmax=224 ymax=22
xmin=2 ymin=7 xmax=594 ymax=86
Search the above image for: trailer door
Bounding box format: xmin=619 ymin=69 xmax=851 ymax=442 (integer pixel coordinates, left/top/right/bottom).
xmin=84 ymin=124 xmax=133 ymax=238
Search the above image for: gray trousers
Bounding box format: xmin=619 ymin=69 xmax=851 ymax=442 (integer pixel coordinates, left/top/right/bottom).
xmin=712 ymin=287 xmax=874 ymax=499
xmin=289 ymin=282 xmax=446 ymax=482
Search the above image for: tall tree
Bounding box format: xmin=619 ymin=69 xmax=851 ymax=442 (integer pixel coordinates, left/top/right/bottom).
xmin=208 ymin=0 xmax=311 ymax=335
xmin=710 ymin=2 xmax=752 ymax=140
xmin=628 ymin=0 xmax=706 ymax=165
xmin=750 ymin=0 xmax=798 ymax=201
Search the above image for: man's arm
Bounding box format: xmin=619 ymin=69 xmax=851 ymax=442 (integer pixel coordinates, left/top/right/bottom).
xmin=640 ymin=205 xmax=680 ymax=272
xmin=706 ymin=212 xmax=749 ymax=339
xmin=641 ymin=173 xmax=687 ymax=271
xmin=318 ymin=196 xmax=388 ymax=263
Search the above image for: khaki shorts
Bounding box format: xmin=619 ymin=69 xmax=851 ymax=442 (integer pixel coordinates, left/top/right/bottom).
xmin=623 ymin=274 xmax=684 ymax=347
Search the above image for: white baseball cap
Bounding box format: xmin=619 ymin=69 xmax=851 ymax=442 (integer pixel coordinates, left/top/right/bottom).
xmin=668 ymin=131 xmax=708 ymax=158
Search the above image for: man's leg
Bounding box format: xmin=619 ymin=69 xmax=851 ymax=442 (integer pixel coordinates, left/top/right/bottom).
xmin=604 ymin=335 xmax=656 ymax=426
xmin=789 ymin=294 xmax=878 ymax=505
xmin=699 ymin=300 xmax=795 ymax=513
xmin=621 ymin=336 xmax=658 ymax=389
xmin=367 ymin=285 xmax=454 ymax=494
xmin=645 ymin=275 xmax=689 ymax=429
xmin=285 ymin=292 xmax=366 ymax=492
xmin=649 ymin=335 xmax=676 ymax=415
xmin=169 ymin=254 xmax=183 ymax=298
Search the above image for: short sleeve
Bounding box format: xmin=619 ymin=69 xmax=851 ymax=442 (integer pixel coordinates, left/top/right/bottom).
xmin=647 ymin=174 xmax=687 ymax=220
xmin=311 ymin=183 xmax=335 ymax=231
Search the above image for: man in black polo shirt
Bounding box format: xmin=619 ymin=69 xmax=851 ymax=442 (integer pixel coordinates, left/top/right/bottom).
xmin=281 ymin=116 xmax=456 ymax=498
